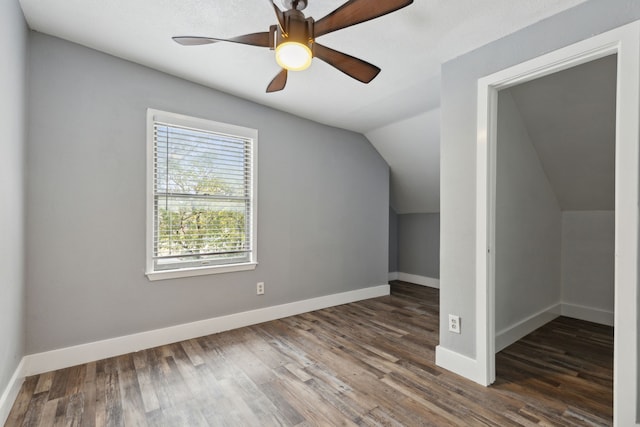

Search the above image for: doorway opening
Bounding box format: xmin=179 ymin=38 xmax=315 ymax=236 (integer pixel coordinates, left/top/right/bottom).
xmin=475 ymin=21 xmax=640 ymax=424
xmin=493 ymin=54 xmax=616 ymax=422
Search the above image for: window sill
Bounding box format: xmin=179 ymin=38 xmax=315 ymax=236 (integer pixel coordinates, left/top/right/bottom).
xmin=146 ymin=262 xmax=258 ymax=281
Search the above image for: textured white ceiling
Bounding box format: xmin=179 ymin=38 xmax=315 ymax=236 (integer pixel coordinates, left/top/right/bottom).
xmin=508 ymin=55 xmax=617 ymax=211
xmin=19 ymin=0 xmax=586 ymax=134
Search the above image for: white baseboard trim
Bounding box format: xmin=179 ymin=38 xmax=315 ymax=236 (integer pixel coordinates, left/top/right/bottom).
xmin=495 ymin=302 xmax=613 ymax=353
xmin=561 ymin=303 xmax=614 ymax=327
xmin=396 ymin=272 xmax=440 ymax=289
xmin=435 ymin=345 xmax=486 ymax=385
xmin=388 ymin=272 xmax=399 ymax=281
xmin=437 ymin=303 xmax=615 ymax=389
xmin=496 ymin=303 xmax=561 ymax=352
xmin=22 ymin=285 xmax=390 ymax=377
xmin=0 ymin=358 xmax=26 ymax=426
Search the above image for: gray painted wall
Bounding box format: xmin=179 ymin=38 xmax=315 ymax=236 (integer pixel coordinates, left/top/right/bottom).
xmin=389 ymin=207 xmax=398 ymax=273
xmin=440 ymin=0 xmax=640 ymax=357
xmin=25 ymin=33 xmax=389 ymax=354
xmin=0 ymin=0 xmax=27 ymax=399
xmin=397 ymin=213 xmax=440 ymax=278
xmin=495 ymin=91 xmax=561 ymax=332
xmin=561 ymin=211 xmax=615 ymax=313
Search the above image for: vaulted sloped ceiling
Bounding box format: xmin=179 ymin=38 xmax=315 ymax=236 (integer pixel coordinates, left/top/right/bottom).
xmin=366 ymin=109 xmax=440 ymax=214
xmin=508 ymin=55 xmax=617 ymax=211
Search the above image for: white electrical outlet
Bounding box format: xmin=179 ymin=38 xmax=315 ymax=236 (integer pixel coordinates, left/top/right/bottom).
xmin=257 ymin=282 xmax=265 ymax=295
xmin=448 ymin=314 xmax=461 ymax=334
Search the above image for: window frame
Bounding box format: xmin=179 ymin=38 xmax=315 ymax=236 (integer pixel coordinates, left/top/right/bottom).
xmin=146 ymin=109 xmax=258 ymax=281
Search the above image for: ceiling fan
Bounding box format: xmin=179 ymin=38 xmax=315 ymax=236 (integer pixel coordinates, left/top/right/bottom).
xmin=173 ymin=0 xmax=414 ymax=93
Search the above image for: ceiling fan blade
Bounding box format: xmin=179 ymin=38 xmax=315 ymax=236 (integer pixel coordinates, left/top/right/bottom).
xmin=269 ymin=0 xmax=286 ymax=32
xmin=173 ymin=32 xmax=271 ymax=48
xmin=266 ymin=69 xmax=288 ymax=92
xmin=313 ymin=43 xmax=380 ymax=83
xmin=314 ymin=0 xmax=413 ymax=38
xmin=172 ymin=37 xmax=221 ymax=46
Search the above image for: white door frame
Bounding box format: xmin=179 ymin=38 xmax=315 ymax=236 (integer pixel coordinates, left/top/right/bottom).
xmin=476 ymin=21 xmax=640 ymax=425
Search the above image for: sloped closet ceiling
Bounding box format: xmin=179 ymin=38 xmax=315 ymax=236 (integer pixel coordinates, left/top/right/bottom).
xmin=508 ymin=55 xmax=617 ymax=211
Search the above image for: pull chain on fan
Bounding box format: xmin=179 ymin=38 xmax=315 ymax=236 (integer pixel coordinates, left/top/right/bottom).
xmin=173 ymin=0 xmax=414 ymax=92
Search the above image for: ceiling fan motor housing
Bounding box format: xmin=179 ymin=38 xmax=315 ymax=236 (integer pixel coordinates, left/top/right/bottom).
xmin=275 ymin=9 xmax=314 ymax=52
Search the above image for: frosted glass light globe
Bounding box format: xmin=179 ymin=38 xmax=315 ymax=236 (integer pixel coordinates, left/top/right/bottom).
xmin=275 ymin=42 xmax=312 ymax=71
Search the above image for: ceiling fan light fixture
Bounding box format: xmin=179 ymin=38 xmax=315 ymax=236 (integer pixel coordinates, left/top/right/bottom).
xmin=275 ymin=41 xmax=312 ymax=71
xmin=173 ymin=0 xmax=415 ymax=91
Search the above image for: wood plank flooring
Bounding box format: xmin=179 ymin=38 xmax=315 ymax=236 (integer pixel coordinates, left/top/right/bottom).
xmin=6 ymin=281 xmax=613 ymax=426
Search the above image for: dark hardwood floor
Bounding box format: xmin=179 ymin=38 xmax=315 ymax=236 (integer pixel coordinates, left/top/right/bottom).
xmin=6 ymin=281 xmax=613 ymax=426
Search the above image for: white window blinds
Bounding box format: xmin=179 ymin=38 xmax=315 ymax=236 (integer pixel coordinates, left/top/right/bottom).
xmin=150 ymin=114 xmax=256 ymax=273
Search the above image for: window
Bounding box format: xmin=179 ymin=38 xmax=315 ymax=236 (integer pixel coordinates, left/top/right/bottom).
xmin=146 ymin=109 xmax=257 ymax=280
